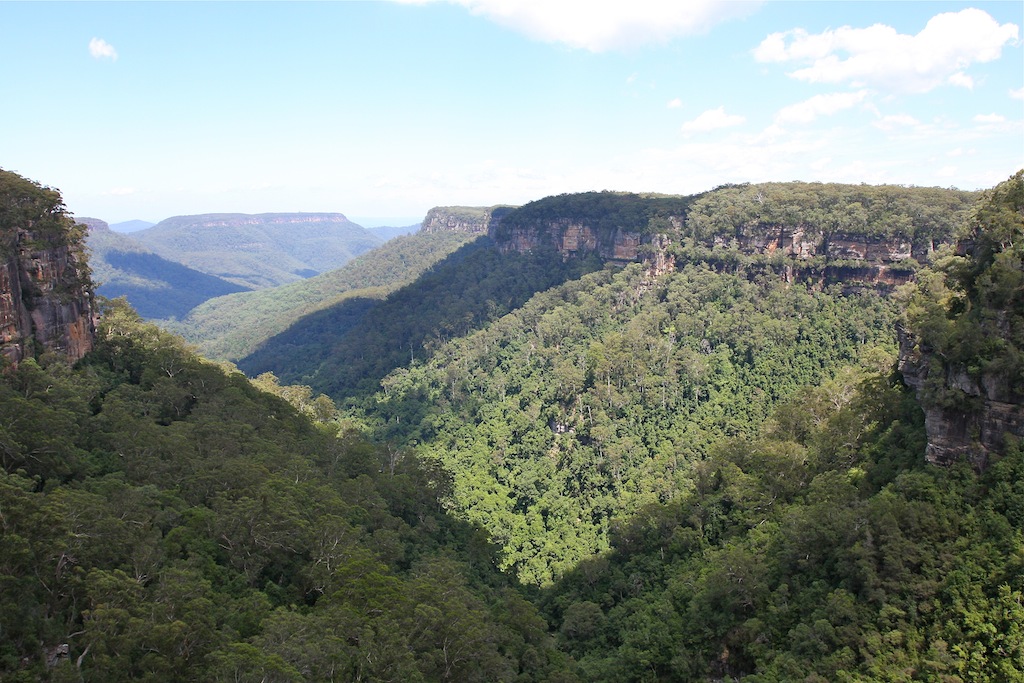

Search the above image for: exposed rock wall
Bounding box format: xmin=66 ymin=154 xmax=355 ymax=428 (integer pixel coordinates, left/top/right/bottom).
xmin=712 ymin=225 xmax=918 ymax=262
xmin=491 ymin=217 xmax=682 ymax=267
xmin=0 ymin=172 xmax=96 ymax=366
xmin=421 ymin=206 xmax=508 ymax=235
xmin=898 ymin=326 xmax=1024 ymax=469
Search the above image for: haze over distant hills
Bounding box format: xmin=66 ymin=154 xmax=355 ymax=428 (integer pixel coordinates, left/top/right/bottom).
xmin=82 ymin=211 xmax=401 ymax=322
xmin=130 ymin=212 xmax=382 ymax=289
xmin=365 ymin=223 xmax=421 ymax=242
xmin=109 ymin=219 xmax=155 ymax=233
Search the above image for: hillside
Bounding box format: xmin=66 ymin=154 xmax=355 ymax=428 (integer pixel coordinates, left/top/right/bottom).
xmin=533 ymin=171 xmax=1024 ymax=680
xmin=168 ymin=227 xmax=479 ymax=361
xmin=131 ymin=212 xmax=382 ymax=289
xmin=1 ymin=174 xmax=574 ymax=682
xmin=3 ymin=169 xmax=1021 ymax=682
xmin=83 ymin=218 xmax=249 ymax=320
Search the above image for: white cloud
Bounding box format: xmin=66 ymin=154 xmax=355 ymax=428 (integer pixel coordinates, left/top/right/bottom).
xmin=666 ymin=97 xmax=683 ymax=109
xmin=89 ymin=37 xmax=118 ymax=61
xmin=947 ymin=72 xmax=974 ymax=89
xmin=753 ymin=9 xmax=1018 ymax=94
xmin=974 ymin=113 xmax=1006 ymax=124
xmin=872 ymin=114 xmax=920 ymax=131
xmin=681 ymin=106 xmax=745 ymax=133
xmin=1011 ymin=87 xmax=1024 ymax=101
xmin=396 ymin=0 xmax=761 ymax=51
xmin=775 ymin=90 xmax=869 ymax=124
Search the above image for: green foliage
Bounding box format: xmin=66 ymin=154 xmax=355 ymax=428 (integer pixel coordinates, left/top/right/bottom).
xmin=5 ymin=172 xmax=1019 ymax=682
xmin=368 ymin=261 xmax=899 ymax=585
xmin=541 ymin=371 xmax=1023 ymax=681
xmin=169 ymin=229 xmax=477 ymax=361
xmin=0 ymin=300 xmax=573 ymax=682
xmin=686 ymin=181 xmax=977 ymax=249
xmin=904 ymin=170 xmax=1024 ymax=406
xmin=493 ymin=191 xmax=693 ymax=241
xmin=239 ymin=238 xmax=603 ymax=400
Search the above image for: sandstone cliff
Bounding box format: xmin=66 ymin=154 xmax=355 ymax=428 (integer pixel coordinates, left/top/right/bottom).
xmin=490 ymin=186 xmax=977 ymax=290
xmin=420 ymin=206 xmax=511 ymax=235
xmin=898 ymin=325 xmax=1024 ymax=469
xmin=0 ymin=171 xmax=95 ymax=366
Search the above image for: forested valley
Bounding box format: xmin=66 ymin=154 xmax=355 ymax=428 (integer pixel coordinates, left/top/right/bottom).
xmin=1 ymin=168 xmax=1022 ymax=681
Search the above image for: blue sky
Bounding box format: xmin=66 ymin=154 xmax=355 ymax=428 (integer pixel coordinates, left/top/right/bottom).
xmin=1 ymin=1 xmax=1021 ymax=224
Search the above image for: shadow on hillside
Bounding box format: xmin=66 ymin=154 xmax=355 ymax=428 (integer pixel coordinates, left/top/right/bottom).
xmin=238 ymin=238 xmax=602 ymax=400
xmin=101 ymin=251 xmax=249 ymax=319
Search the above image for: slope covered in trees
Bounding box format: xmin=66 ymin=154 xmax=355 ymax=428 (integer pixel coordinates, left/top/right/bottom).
xmin=84 ymin=219 xmax=249 ymax=320
xmin=238 ymin=238 xmax=604 ymax=400
xmin=0 ymin=301 xmax=575 ymax=682
xmin=368 ymin=261 xmax=899 ymax=585
xmin=530 ymin=172 xmax=1024 ymax=681
xmin=3 ymin=171 xmax=1021 ymax=681
xmin=167 ymin=229 xmax=477 ymax=362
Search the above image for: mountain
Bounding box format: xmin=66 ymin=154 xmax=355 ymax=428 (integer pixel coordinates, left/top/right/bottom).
xmin=131 ymin=212 xmax=382 ymax=289
xmin=168 ymin=225 xmax=480 ymax=361
xmin=532 ymin=173 xmax=1024 ymax=679
xmin=109 ymin=219 xmax=155 ymax=232
xmin=82 ymin=218 xmax=249 ymax=320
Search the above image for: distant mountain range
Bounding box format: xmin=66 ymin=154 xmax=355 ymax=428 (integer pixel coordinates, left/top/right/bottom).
xmin=109 ymin=219 xmax=156 ymax=233
xmin=81 ymin=211 xmax=418 ymax=322
xmin=128 ymin=212 xmax=382 ymax=289
xmin=81 ymin=218 xmax=248 ymax=320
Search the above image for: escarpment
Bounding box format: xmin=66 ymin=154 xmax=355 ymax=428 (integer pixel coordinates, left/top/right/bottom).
xmin=420 ymin=205 xmax=514 ymax=235
xmin=489 ymin=184 xmax=978 ymax=289
xmin=898 ymin=325 xmax=1024 ymax=469
xmin=0 ymin=170 xmax=96 ymax=366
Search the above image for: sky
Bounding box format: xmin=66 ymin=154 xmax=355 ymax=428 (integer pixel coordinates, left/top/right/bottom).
xmin=1 ymin=1 xmax=1021 ymax=225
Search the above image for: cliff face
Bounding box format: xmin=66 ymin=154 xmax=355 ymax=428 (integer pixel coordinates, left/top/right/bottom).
xmin=898 ymin=326 xmax=1024 ymax=469
xmin=712 ymin=225 xmax=917 ymax=261
xmin=0 ymin=171 xmax=95 ymax=366
xmin=493 ymin=218 xmax=677 ymax=263
xmin=420 ymin=206 xmax=508 ymax=235
xmin=491 ymin=209 xmax=925 ymax=286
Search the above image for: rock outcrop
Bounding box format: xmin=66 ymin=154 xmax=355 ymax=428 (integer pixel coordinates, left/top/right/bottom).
xmin=0 ymin=171 xmax=95 ymax=366
xmin=898 ymin=325 xmax=1024 ymax=469
xmin=420 ymin=206 xmax=510 ymax=236
xmin=492 ymin=218 xmax=680 ymax=264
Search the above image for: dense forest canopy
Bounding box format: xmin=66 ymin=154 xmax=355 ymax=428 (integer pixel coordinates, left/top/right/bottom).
xmin=0 ymin=300 xmax=575 ymax=681
xmin=1 ymin=170 xmax=1021 ymax=681
xmin=492 ymin=191 xmax=695 ymax=241
xmin=684 ymin=182 xmax=978 ymax=246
